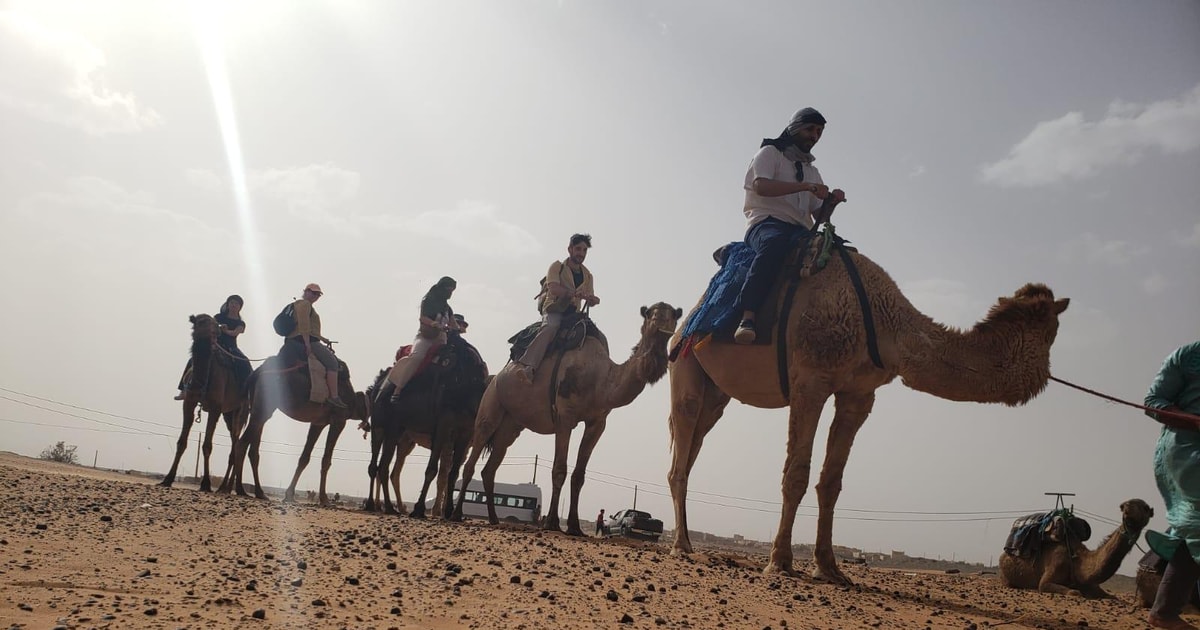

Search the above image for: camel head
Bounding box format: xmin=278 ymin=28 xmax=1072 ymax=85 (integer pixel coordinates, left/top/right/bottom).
xmin=639 ymin=302 xmax=684 ymax=339
xmin=630 ymin=302 xmax=683 ymax=386
xmin=972 ymin=283 xmax=1069 ymax=406
xmin=189 ymin=313 xmax=218 ymax=342
xmin=1119 ymin=498 xmax=1154 ymax=532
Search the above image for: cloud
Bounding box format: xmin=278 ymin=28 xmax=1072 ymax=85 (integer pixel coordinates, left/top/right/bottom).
xmin=0 ymin=10 xmax=162 ymax=135
xmin=1182 ymin=222 xmax=1200 ymax=248
xmin=908 ymin=165 xmax=926 ymax=178
xmin=250 ymin=163 xmax=362 ymax=230
xmin=980 ymin=84 xmax=1200 ymax=187
xmin=1057 ymin=232 xmax=1146 ymax=266
xmin=899 ymin=278 xmax=982 ymax=329
xmin=10 ymin=176 xmax=228 ymax=270
xmin=1142 ymin=272 xmax=1168 ymax=296
xmin=184 ymin=168 xmax=223 ymax=192
xmin=1055 ymin=305 xmax=1118 ymax=350
xmin=363 ymin=200 xmax=540 ymax=258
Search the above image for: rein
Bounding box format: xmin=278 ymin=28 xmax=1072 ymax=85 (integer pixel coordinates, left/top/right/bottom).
xmin=212 ymin=341 xmax=269 ymax=363
xmin=1048 ymin=375 xmax=1200 ymax=425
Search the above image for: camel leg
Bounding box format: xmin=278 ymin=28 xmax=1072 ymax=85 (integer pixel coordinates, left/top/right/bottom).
xmin=810 ymin=391 xmax=874 ymax=585
xmin=364 ymin=423 xmax=383 ymax=512
xmin=216 ymin=409 xmax=240 ymax=492
xmin=317 ymin=420 xmax=345 ymax=507
xmin=543 ymin=425 xmax=574 ymax=533
xmin=565 ymin=417 xmax=607 ymax=536
xmin=393 ymin=439 xmax=414 ymax=515
xmin=410 ymin=425 xmax=445 ymax=519
xmin=246 ymin=425 xmax=268 ymax=499
xmin=286 ymin=423 xmax=325 ymax=503
xmin=377 ymin=434 xmax=400 ymax=515
xmin=1038 ymin=579 xmax=1084 ymax=597
xmin=434 ymin=445 xmax=453 ymax=517
xmin=441 ymin=432 xmax=469 ymax=520
xmin=160 ymin=399 xmax=199 ymax=488
xmin=481 ymin=418 xmax=524 ymax=526
xmin=453 ymin=382 xmax=505 ymax=522
xmin=765 ymin=386 xmax=830 ymax=577
xmin=218 ymin=400 xmax=252 ymax=494
xmin=198 ymin=409 xmax=220 ymax=492
xmin=666 ymin=352 xmax=731 ymax=554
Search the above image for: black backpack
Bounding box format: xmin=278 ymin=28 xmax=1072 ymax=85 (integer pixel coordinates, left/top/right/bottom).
xmin=272 ymin=303 xmax=296 ymax=337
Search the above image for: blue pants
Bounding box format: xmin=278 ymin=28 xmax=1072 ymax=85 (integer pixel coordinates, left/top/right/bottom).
xmin=736 ymin=218 xmax=810 ymax=315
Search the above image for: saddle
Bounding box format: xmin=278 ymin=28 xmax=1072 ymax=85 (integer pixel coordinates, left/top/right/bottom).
xmin=507 ymin=310 xmax=607 ymax=362
xmin=272 ymin=343 xmax=347 ymax=403
xmin=1002 ymin=511 xmax=1092 ymax=558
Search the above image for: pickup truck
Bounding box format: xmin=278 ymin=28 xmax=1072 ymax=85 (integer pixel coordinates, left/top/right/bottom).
xmin=604 ymin=509 xmax=663 ymax=542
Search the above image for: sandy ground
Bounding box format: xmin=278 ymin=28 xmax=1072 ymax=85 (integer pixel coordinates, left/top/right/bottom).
xmin=0 ymin=451 xmax=1190 ymax=630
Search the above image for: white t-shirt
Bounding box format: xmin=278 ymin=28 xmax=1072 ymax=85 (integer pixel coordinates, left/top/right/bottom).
xmin=742 ymin=145 xmax=825 ymax=230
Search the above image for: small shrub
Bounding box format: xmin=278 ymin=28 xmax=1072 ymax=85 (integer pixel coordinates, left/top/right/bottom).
xmin=39 ymin=441 xmax=78 ymax=465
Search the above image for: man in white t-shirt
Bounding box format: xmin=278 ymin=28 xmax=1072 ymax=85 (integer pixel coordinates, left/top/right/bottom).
xmin=733 ymin=107 xmax=847 ymax=344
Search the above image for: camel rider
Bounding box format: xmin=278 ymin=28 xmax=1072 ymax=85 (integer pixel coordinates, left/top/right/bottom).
xmin=733 ymin=107 xmax=847 ymax=345
xmin=287 ymin=283 xmax=348 ymax=409
xmin=1144 ymin=340 xmax=1200 ymax=630
xmin=385 ymin=276 xmax=459 ymax=403
xmin=516 ymin=233 xmax=599 ymax=384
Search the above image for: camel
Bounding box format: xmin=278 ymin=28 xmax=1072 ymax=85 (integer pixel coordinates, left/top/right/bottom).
xmin=218 ymin=349 xmax=369 ymax=505
xmin=364 ymin=346 xmax=487 ymax=518
xmin=999 ymin=499 xmax=1154 ymax=597
xmin=1136 ymin=549 xmax=1200 ymax=609
xmin=160 ymin=314 xmax=244 ymax=491
xmin=453 ymin=302 xmax=681 ymax=535
xmin=667 ymin=241 xmax=1070 ymax=585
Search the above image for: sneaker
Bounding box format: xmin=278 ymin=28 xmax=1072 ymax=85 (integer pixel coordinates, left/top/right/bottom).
xmin=733 ymin=319 xmax=757 ymax=344
xmin=327 ymin=396 xmax=348 ymax=410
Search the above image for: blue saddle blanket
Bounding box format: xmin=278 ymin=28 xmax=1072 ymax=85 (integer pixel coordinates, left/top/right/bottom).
xmin=678 ymin=242 xmax=755 ymax=341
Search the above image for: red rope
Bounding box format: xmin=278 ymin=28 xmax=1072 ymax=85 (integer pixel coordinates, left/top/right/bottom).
xmin=1048 ymin=375 xmax=1200 ymax=425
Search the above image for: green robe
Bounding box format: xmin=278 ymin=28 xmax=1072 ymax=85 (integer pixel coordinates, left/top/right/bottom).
xmin=1144 ymin=340 xmax=1200 ymax=564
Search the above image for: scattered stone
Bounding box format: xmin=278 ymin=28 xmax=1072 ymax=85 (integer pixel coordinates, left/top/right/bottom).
xmin=606 ymin=589 xmax=619 ymax=602
xmin=621 ymin=613 xmax=634 ymax=624
xmin=252 ymin=609 xmax=266 ymax=619
xmin=291 ymin=578 xmax=303 ymax=587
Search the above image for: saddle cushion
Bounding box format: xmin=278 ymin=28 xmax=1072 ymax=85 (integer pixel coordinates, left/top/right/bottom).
xmin=1002 ymin=512 xmax=1092 ymax=558
xmin=674 ymin=233 xmax=817 ymax=353
xmin=508 ymin=312 xmax=606 ymax=362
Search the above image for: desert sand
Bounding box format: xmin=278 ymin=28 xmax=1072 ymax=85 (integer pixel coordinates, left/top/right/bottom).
xmin=0 ymin=451 xmax=1187 ymax=629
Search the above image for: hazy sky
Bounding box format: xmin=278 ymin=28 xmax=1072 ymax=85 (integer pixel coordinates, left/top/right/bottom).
xmin=1 ymin=0 xmax=1198 ymax=573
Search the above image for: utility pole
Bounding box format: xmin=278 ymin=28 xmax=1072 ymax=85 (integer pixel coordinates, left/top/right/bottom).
xmin=633 ymin=485 xmax=638 ymax=510
xmin=531 ymin=454 xmax=538 ymax=485
xmin=92 ymin=450 xmax=97 ymax=469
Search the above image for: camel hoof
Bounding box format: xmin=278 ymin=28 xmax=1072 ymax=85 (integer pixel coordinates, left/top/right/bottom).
xmin=408 ymin=510 xmax=427 ymax=520
xmin=158 ymin=478 xmax=173 ymax=488
xmin=449 ymin=512 xmax=463 ymax=522
xmin=384 ymin=506 xmax=399 ymax=516
xmin=235 ymin=486 xmax=249 ymax=497
xmin=763 ymin=562 xmax=799 ymax=578
xmin=565 ymin=527 xmax=585 ymax=537
xmin=363 ymin=500 xmax=377 ymax=512
xmin=811 ymin=566 xmax=852 ymax=586
xmin=541 ymin=520 xmax=561 ymax=533
xmin=671 ymin=545 xmax=693 ymax=556
xmin=198 ymin=479 xmax=212 ymax=492
xmin=283 ymin=493 xmax=296 ymax=504
xmin=254 ymin=490 xmax=268 ymax=500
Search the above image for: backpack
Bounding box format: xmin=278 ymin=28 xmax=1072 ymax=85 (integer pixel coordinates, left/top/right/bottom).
xmin=534 ymin=276 xmax=548 ymax=314
xmin=272 ymin=302 xmax=296 ymax=336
